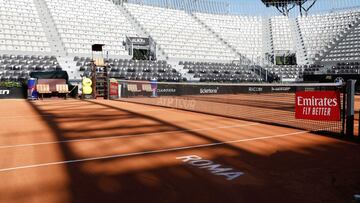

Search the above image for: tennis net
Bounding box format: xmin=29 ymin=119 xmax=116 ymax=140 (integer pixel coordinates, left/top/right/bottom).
xmin=109 ymin=80 xmax=347 ymax=135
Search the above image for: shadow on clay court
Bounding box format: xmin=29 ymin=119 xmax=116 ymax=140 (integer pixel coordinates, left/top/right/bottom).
xmin=22 ymin=99 xmax=360 ymax=203
xmin=116 ymin=97 xmax=346 ymax=138
xmin=185 ymin=96 xmax=295 ymax=112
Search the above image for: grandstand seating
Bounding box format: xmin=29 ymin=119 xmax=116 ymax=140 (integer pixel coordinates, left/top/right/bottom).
xmin=297 ymin=10 xmax=360 ymax=63
xmin=44 ymin=0 xmax=137 ymax=57
xmin=0 ymin=0 xmax=51 ymax=53
xmin=1 ymin=0 xmax=360 ymax=84
xmin=265 ymin=65 xmax=303 ymax=80
xmin=75 ymin=57 xmax=183 ymax=82
xmin=195 ymin=12 xmax=263 ymax=61
xmin=302 ymin=64 xmax=324 ymax=75
xmin=181 ymin=61 xmax=262 ymax=82
xmin=125 ymin=3 xmax=237 ymax=61
xmin=0 ymin=54 xmax=60 ymax=81
xmin=327 ymin=62 xmax=360 ymax=74
xmin=270 ymin=16 xmax=294 ymax=52
xmin=322 ymin=21 xmax=360 ymax=62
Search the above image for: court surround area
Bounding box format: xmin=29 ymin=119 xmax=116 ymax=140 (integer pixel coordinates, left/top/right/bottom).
xmin=0 ymin=99 xmax=359 ymax=203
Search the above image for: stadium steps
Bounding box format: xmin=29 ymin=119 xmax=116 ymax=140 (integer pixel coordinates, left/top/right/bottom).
xmin=263 ymin=18 xmax=274 ymax=65
xmin=33 ymin=0 xmax=66 ymax=57
xmin=288 ymin=19 xmax=301 ymax=63
xmin=117 ymin=6 xmax=145 ymax=36
xmin=117 ymin=4 xmax=168 ymax=61
xmin=319 ymin=17 xmax=360 ymax=65
xmin=115 ymin=4 xmax=148 ymax=38
xmin=190 ymin=14 xmax=247 ymax=63
xmin=293 ymin=19 xmax=309 ymax=65
xmin=193 ymin=13 xmax=272 ymax=67
xmin=58 ymin=56 xmax=82 ymax=80
xmin=169 ymin=62 xmax=197 ymax=82
xmin=33 ymin=0 xmax=74 ymax=78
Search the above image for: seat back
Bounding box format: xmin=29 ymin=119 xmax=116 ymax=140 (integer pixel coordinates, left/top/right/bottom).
xmin=56 ymin=84 xmax=69 ymax=93
xmin=142 ymin=84 xmax=152 ymax=92
xmin=127 ymin=84 xmax=140 ymax=92
xmin=36 ymin=84 xmax=50 ymax=93
xmin=38 ymin=79 xmax=66 ymax=92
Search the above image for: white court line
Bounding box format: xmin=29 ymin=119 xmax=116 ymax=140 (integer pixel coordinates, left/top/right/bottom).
xmin=0 ymin=130 xmax=309 ymax=173
xmin=0 ymin=109 xmax=169 ymax=119
xmin=0 ymin=123 xmax=260 ymax=149
xmin=0 ymin=99 xmax=25 ymax=101
xmin=0 ymin=114 xmax=54 ymax=119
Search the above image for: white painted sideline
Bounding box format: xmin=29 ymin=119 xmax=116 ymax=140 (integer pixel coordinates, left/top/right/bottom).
xmin=0 ymin=130 xmax=309 ymax=172
xmin=0 ymin=108 xmax=169 ymax=119
xmin=0 ymin=123 xmax=260 ymax=149
xmin=0 ymin=99 xmax=26 ymax=101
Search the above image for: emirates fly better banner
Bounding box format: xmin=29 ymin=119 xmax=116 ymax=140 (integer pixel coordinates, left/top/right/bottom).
xmin=295 ymin=91 xmax=341 ymax=121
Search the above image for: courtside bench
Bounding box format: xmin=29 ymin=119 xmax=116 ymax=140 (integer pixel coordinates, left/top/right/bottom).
xmin=37 ymin=79 xmax=70 ymax=99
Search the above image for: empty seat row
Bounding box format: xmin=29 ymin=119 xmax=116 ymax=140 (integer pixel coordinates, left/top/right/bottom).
xmin=0 ymin=0 xmax=51 ymax=53
xmin=0 ymin=55 xmax=61 ymax=82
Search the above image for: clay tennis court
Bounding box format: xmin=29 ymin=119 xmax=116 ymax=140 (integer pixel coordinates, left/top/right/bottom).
xmin=0 ymin=99 xmax=359 ymax=203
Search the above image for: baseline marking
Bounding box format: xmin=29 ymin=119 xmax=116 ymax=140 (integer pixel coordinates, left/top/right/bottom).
xmin=0 ymin=130 xmax=309 ymax=172
xmin=0 ymin=109 xmax=169 ymax=119
xmin=0 ymin=123 xmax=260 ymax=149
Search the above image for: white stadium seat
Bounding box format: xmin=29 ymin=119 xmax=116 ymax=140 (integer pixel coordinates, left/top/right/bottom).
xmin=194 ymin=12 xmax=264 ymax=62
xmin=0 ymin=0 xmax=51 ymax=53
xmin=43 ymin=0 xmax=137 ymax=57
xmin=125 ymin=3 xmax=237 ymax=61
xmin=0 ymin=0 xmax=360 ymax=82
xmin=297 ymin=10 xmax=360 ymax=61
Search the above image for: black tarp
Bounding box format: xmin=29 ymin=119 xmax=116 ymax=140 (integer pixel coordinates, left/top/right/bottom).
xmin=30 ymin=71 xmax=69 ymax=82
xmin=29 ymin=71 xmax=78 ymax=97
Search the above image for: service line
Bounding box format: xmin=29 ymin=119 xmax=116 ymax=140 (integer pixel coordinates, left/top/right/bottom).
xmin=0 ymin=130 xmax=310 ymax=173
xmin=0 ymin=122 xmax=260 ymax=149
xmin=0 ymin=108 xmax=170 ymax=119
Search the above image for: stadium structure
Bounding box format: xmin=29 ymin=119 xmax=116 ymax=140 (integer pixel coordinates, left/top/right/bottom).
xmin=1 ymin=1 xmax=360 ymax=202
xmin=262 ymin=0 xmax=318 ymax=16
xmin=0 ymin=0 xmax=359 ymax=87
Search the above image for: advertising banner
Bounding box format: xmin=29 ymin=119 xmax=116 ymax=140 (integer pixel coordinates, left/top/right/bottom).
xmin=0 ymin=87 xmax=26 ymax=99
xmin=295 ymin=91 xmax=341 ymax=121
xmin=129 ymin=37 xmax=150 ymax=46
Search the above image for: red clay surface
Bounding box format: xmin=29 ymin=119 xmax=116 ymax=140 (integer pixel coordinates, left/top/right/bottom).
xmin=0 ymin=99 xmax=359 ymax=203
xmin=119 ymin=93 xmax=344 ymax=134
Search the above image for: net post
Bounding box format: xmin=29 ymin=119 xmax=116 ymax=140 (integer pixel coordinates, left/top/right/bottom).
xmin=107 ymin=78 xmax=110 ymax=100
xmin=358 ymin=107 xmax=360 ymax=139
xmin=346 ymin=79 xmax=356 ymax=137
